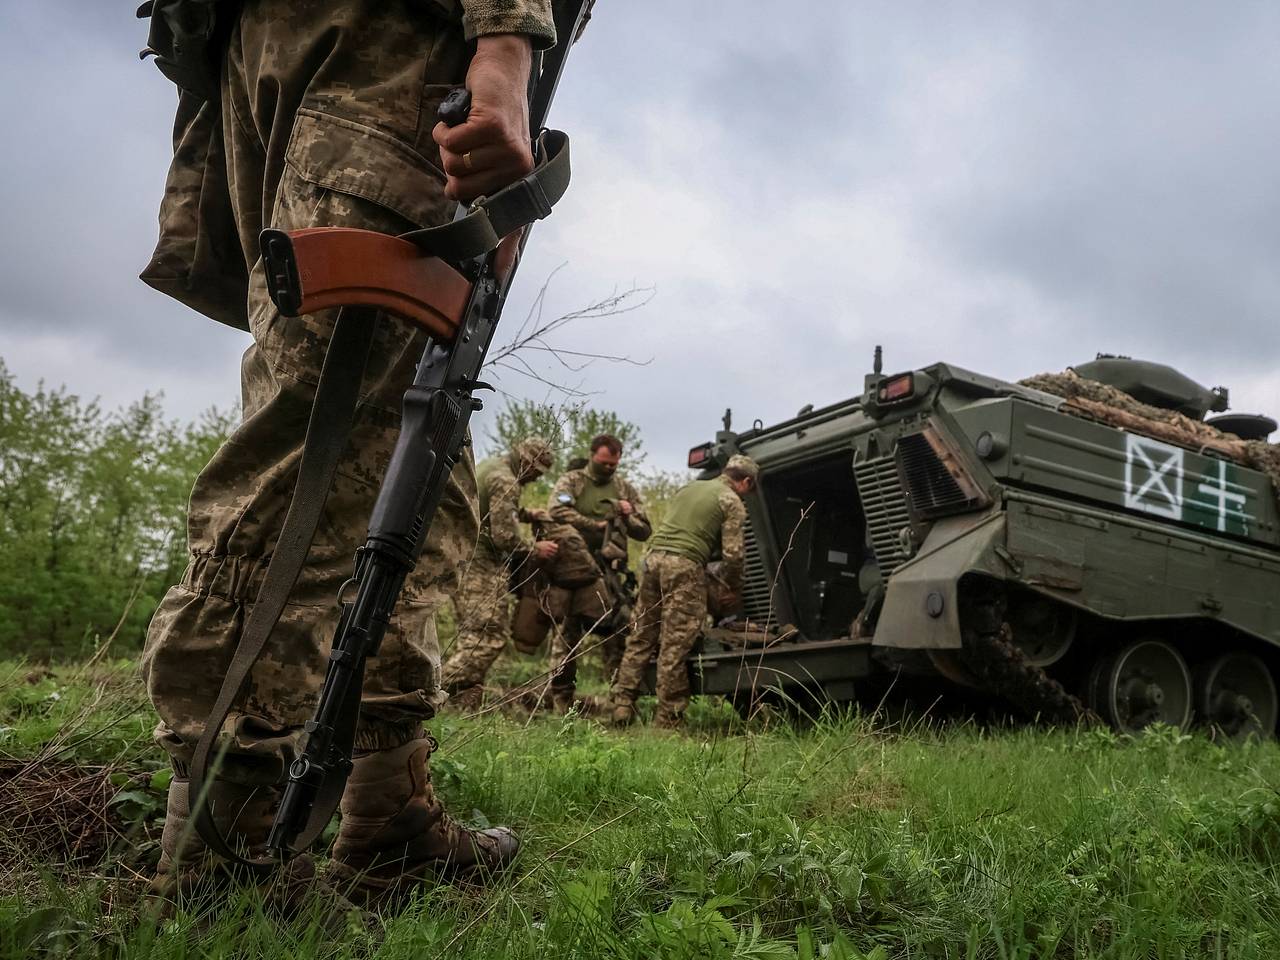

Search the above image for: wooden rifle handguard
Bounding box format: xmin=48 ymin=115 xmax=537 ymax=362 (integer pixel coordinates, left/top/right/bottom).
xmin=261 ymin=227 xmax=473 ymax=340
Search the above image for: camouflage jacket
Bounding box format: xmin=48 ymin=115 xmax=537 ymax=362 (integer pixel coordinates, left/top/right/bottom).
xmin=457 ymin=0 xmax=557 ymax=47
xmin=548 ymin=468 xmax=651 ymax=554
xmin=476 ymin=453 xmax=533 ymax=561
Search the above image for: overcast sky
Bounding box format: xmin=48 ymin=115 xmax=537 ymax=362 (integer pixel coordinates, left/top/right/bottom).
xmin=2 ymin=2 xmax=1278 ymax=471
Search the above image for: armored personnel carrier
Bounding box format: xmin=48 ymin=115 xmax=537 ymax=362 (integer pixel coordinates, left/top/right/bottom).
xmin=689 ymin=353 xmax=1280 ymax=739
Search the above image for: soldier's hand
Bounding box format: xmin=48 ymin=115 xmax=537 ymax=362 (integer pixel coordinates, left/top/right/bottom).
xmin=434 ymin=35 xmax=535 ymax=202
xmin=617 ymin=499 xmax=633 ymax=516
xmin=534 ymin=540 xmax=560 ymax=560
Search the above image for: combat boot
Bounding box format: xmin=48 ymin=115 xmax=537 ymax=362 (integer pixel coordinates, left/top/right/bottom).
xmin=652 ymin=707 xmax=685 ymax=731
xmin=609 ymin=698 xmax=637 ymax=728
xmin=445 ymin=683 xmax=485 ymax=713
xmin=550 ymin=689 xmax=577 ymax=715
xmin=329 ymin=737 xmax=519 ymax=908
xmin=151 ymin=775 xmax=277 ymax=900
xmin=150 ymin=776 xmax=371 ymax=934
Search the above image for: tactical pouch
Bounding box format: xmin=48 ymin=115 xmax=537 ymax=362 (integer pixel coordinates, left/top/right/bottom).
xmin=138 ymin=0 xmax=235 ymax=101
xmin=139 ymin=90 xmax=250 ymax=330
xmin=510 ymin=593 xmax=552 ymax=654
xmin=544 ymin=527 xmax=603 ymax=589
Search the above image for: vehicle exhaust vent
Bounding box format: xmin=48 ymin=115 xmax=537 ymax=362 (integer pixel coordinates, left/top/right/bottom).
xmin=740 ymin=514 xmax=777 ymax=632
xmin=853 ymin=454 xmax=912 ymax=575
xmin=897 ymin=430 xmax=986 ymax=518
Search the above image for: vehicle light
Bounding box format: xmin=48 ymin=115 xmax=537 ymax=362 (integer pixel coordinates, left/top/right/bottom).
xmin=877 ymin=373 xmax=914 ymax=402
xmin=687 ymin=443 xmax=713 ymax=468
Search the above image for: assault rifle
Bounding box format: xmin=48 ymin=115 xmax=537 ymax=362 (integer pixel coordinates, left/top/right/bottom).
xmin=188 ymin=0 xmax=593 ymax=867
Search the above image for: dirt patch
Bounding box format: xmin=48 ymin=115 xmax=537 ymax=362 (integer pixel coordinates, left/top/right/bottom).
xmin=0 ymin=758 xmax=153 ymax=873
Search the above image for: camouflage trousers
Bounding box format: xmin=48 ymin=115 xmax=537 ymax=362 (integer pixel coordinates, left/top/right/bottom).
xmin=139 ymin=0 xmax=475 ymax=784
xmin=440 ymin=554 xmax=511 ymax=691
xmin=547 ymin=577 xmax=616 ymax=697
xmin=612 ymin=552 xmax=707 ymax=720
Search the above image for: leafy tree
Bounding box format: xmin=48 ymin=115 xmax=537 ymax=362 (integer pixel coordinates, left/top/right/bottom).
xmin=484 ymin=398 xmax=647 ymax=503
xmin=0 ymin=360 xmax=234 ymax=660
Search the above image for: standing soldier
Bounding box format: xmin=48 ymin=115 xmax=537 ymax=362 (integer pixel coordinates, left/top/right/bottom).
xmin=545 ymin=434 xmax=650 ymax=710
xmin=441 ymin=437 xmax=559 ymax=705
xmin=610 ymin=455 xmax=758 ymax=729
xmin=136 ymin=0 xmax=559 ymax=911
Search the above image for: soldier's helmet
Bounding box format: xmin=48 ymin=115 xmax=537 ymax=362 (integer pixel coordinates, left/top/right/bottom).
xmin=725 ymin=454 xmax=759 ymax=482
xmin=513 ymin=436 xmax=556 ymax=472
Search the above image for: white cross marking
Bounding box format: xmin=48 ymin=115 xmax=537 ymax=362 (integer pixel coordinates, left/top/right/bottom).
xmin=1197 ymin=459 xmax=1247 ymax=532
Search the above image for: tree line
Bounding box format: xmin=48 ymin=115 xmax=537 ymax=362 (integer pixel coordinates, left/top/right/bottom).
xmin=0 ymin=361 xmax=685 ymax=661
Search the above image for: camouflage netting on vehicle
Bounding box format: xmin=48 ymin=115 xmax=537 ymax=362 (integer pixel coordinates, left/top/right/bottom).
xmin=1021 ymin=369 xmax=1280 ymax=498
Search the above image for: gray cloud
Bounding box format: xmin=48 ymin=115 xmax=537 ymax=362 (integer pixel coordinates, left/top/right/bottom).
xmin=2 ymin=1 xmax=1278 ymax=467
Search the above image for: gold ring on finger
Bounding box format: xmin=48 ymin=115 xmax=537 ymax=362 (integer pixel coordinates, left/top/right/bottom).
xmin=462 ymin=151 xmax=473 ymax=171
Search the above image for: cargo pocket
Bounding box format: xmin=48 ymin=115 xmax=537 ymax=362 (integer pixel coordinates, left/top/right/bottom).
xmin=252 ymin=105 xmax=456 ymax=388
xmin=140 ymin=90 xmax=250 ymax=331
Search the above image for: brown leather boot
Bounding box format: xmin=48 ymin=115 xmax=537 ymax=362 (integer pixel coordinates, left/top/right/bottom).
xmin=150 ymin=776 xmax=371 ymax=934
xmin=329 ymin=738 xmax=519 ymax=907
xmin=609 ymin=697 xmax=637 ymax=728
xmin=151 ymin=776 xmax=277 ymax=899
xmin=653 ymin=707 xmax=685 ymax=731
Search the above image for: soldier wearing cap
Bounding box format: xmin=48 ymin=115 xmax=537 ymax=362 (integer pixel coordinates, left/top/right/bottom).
xmin=610 ymin=455 xmax=759 ymax=729
xmin=442 ymin=437 xmax=559 ymax=701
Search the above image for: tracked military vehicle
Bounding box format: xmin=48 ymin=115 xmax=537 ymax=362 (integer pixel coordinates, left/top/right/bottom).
xmin=689 ymin=353 xmax=1280 ymax=739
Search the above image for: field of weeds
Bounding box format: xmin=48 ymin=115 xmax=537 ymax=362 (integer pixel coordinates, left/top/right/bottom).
xmin=3 ymin=658 xmax=1280 ymax=959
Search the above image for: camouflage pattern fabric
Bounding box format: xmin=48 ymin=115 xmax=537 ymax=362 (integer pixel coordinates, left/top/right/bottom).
xmin=442 ymin=449 xmax=549 ymax=690
xmin=542 ymin=465 xmax=648 ymax=692
xmin=440 ymin=555 xmax=511 ymax=691
xmin=548 ymin=466 xmax=651 ymax=548
xmin=1023 ymin=369 xmax=1280 ymax=504
xmin=140 ymin=0 xmax=554 ymax=784
xmin=611 ymin=552 xmax=708 ymax=722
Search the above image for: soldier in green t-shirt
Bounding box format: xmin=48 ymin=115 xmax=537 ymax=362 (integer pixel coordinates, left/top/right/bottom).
xmin=610 ymin=455 xmax=759 ymax=729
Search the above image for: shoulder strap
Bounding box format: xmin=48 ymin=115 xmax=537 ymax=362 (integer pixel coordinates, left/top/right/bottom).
xmin=399 ymin=129 xmax=569 ymax=261
xmin=188 ymin=306 xmax=375 ymax=868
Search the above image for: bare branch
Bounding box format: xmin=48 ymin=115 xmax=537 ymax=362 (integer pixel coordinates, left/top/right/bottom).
xmin=481 ymin=266 xmax=655 ymax=398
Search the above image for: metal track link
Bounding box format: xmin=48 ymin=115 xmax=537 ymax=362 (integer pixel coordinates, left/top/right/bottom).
xmin=958 ymin=584 xmax=1098 ymax=725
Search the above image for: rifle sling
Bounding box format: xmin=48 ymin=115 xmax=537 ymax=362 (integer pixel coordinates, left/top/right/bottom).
xmin=400 ymin=129 xmax=569 ymax=261
xmin=188 ymin=306 xmax=375 ymax=869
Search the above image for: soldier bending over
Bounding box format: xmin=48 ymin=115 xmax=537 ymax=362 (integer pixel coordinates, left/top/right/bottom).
xmin=610 ymin=455 xmax=758 ymax=729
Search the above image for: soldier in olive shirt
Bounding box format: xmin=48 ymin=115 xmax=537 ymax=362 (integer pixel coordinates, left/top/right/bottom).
xmin=610 ymin=455 xmax=758 ymax=729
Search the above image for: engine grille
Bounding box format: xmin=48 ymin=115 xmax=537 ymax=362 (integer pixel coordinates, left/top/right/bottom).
xmin=853 ymin=454 xmax=912 ymax=575
xmin=898 ymin=432 xmax=983 ymax=517
xmin=740 ymin=515 xmax=777 ymax=631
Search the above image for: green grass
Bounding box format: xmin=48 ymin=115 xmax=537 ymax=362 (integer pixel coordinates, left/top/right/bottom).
xmin=3 ymin=658 xmax=1280 ymax=958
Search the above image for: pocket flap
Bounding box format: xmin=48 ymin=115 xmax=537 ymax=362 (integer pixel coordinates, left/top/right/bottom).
xmin=285 ymin=108 xmax=450 ymax=230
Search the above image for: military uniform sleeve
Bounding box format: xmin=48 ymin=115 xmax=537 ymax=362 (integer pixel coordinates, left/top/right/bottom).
xmin=717 ymin=488 xmax=747 ymax=590
xmin=547 ymin=472 xmax=598 ymax=534
xmin=487 ymin=470 xmax=531 ymax=555
xmin=460 ymin=0 xmax=557 ymax=49
xmin=619 ymin=476 xmax=652 ymax=542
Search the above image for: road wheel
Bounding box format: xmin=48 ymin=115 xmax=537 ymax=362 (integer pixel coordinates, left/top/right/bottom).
xmin=1007 ymin=596 xmax=1076 ymax=668
xmin=1196 ymin=653 xmax=1278 ymax=742
xmin=1089 ymin=640 xmax=1192 ymax=734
